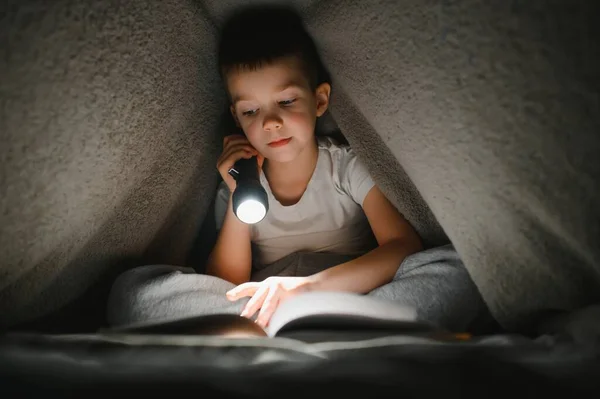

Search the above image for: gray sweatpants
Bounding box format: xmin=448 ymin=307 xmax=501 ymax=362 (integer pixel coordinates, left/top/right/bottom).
xmin=106 ymin=245 xmax=487 ymax=332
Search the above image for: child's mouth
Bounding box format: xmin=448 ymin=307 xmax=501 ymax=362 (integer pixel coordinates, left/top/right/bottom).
xmin=267 ymin=137 xmax=292 ymax=148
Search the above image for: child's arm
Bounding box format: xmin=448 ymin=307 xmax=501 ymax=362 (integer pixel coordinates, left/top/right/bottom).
xmin=308 ymin=185 xmax=423 ymax=292
xmin=227 ymin=185 xmax=423 ymax=328
xmin=205 ymin=192 xmax=253 ymax=285
xmin=205 ymin=135 xmax=261 ymax=285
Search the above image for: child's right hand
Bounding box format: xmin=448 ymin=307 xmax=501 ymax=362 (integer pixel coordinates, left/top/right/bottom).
xmin=217 ymin=135 xmax=264 ymax=193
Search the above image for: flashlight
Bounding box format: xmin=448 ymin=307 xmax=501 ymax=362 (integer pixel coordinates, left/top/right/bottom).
xmin=228 ymin=156 xmax=269 ymax=224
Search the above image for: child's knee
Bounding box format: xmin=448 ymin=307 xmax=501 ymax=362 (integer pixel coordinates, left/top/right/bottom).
xmin=106 ymin=265 xmax=194 ymax=326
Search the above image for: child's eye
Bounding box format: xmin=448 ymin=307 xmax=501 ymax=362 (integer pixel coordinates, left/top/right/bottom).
xmin=242 ymin=109 xmax=258 ymax=116
xmin=279 ymin=99 xmax=296 ymax=106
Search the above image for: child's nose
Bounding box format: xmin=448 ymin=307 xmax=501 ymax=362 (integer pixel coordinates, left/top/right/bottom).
xmin=262 ymin=113 xmax=283 ymax=131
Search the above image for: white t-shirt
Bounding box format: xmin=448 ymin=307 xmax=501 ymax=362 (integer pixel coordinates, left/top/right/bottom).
xmin=215 ymin=137 xmax=378 ymax=269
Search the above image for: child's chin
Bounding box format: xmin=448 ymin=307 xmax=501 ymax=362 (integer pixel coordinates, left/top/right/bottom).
xmin=267 ymin=150 xmax=298 ymax=163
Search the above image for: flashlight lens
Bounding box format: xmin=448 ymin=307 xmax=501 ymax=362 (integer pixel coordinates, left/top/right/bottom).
xmin=236 ymin=199 xmax=267 ymax=224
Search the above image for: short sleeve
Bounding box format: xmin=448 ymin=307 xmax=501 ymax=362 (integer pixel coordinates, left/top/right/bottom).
xmin=338 ymin=147 xmax=376 ymax=206
xmin=214 ymin=181 xmax=230 ymax=231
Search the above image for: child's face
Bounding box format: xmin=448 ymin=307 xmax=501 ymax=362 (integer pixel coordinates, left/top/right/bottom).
xmin=227 ymin=55 xmax=330 ymax=163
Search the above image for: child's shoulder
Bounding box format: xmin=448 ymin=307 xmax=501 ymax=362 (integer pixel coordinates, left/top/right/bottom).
xmin=317 ymin=135 xmax=354 ymax=158
xmin=316 ymin=135 xmax=374 ymax=205
xmin=317 ymin=135 xmax=364 ymax=169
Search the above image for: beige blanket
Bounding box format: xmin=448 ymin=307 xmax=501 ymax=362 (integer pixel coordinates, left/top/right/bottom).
xmin=1 ymin=0 xmax=599 ymax=330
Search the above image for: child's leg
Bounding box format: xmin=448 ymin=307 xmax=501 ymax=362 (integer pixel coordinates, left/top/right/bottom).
xmin=106 ymin=265 xmax=249 ymax=327
xmin=368 ymin=244 xmax=491 ymax=332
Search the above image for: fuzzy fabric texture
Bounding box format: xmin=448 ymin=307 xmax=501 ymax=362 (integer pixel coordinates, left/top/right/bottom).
xmin=305 ymin=0 xmax=600 ymax=329
xmin=1 ymin=0 xmax=599 ymax=330
xmin=0 ymin=0 xmax=224 ymax=328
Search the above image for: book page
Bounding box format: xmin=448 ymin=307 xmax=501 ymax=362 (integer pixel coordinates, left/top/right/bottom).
xmin=266 ymin=291 xmax=417 ymax=337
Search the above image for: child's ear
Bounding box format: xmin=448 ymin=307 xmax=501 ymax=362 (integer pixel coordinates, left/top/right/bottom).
xmin=230 ymin=105 xmax=241 ymax=127
xmin=315 ymin=82 xmax=331 ymax=117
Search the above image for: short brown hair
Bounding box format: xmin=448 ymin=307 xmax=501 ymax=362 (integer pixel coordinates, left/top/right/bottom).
xmin=217 ymin=5 xmax=330 ymax=90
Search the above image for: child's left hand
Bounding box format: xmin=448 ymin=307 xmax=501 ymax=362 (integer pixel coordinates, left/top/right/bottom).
xmin=226 ymin=276 xmax=314 ymax=328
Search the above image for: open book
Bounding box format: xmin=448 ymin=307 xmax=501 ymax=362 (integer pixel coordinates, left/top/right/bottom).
xmin=264 ymin=291 xmax=419 ymax=337
xmin=110 ymin=291 xmax=428 ymax=338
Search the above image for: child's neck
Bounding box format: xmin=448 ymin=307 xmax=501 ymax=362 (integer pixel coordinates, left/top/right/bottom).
xmin=264 ymin=138 xmax=319 ymax=206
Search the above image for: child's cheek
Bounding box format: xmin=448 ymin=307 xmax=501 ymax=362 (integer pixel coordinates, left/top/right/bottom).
xmin=244 ymin=121 xmax=262 ymax=147
xmin=240 ymin=118 xmax=256 ymax=136
xmin=285 ymin=109 xmax=313 ymax=129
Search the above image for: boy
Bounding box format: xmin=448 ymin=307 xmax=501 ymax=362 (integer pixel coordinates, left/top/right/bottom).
xmin=106 ymin=6 xmax=486 ymax=333
xmin=205 ymin=6 xmax=423 ymax=329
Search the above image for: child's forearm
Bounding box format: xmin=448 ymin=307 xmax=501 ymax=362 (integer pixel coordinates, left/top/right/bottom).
xmin=205 ymin=194 xmax=253 ymax=285
xmin=308 ymin=238 xmax=422 ymax=293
